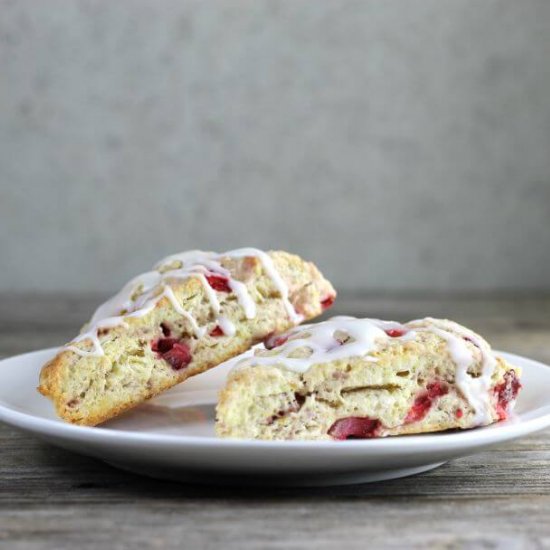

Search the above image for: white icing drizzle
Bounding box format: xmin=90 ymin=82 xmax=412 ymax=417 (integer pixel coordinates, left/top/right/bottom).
xmin=228 ymin=248 xmax=301 ymax=324
xmin=238 ymin=316 xmax=498 ymax=426
xmin=88 ymin=271 xmax=161 ymax=325
xmin=66 ymin=317 xmax=129 ymax=357
xmin=407 ymin=318 xmax=496 ymax=425
xmin=238 ymin=317 xmax=407 ymax=373
xmin=161 ymin=285 xmax=207 ymax=338
xmin=228 ymin=279 xmax=256 ymax=320
xmin=64 ymin=248 xmax=298 ymax=357
xmin=217 ymin=316 xmax=237 ymax=337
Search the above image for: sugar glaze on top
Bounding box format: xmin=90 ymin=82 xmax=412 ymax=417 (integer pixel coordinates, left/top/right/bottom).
xmin=239 ymin=316 xmax=499 ymax=425
xmin=65 ymin=248 xmax=300 ymax=357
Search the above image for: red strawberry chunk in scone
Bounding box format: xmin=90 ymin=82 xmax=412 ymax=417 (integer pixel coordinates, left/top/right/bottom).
xmin=209 ymin=325 xmax=224 ymax=337
xmin=320 ymin=295 xmax=335 ymax=309
xmin=264 ymin=334 xmax=288 ymax=350
xmin=328 ymin=417 xmax=382 ymax=440
xmin=206 ymin=274 xmax=231 ymax=292
xmin=151 ymin=338 xmax=192 ymax=370
xmin=405 ymin=381 xmax=448 ymax=423
xmin=494 ymin=370 xmax=521 ymax=420
xmin=163 ymin=343 xmax=192 ymax=370
xmin=385 ymin=328 xmax=406 ymax=338
xmin=151 ymin=337 xmax=178 ymax=354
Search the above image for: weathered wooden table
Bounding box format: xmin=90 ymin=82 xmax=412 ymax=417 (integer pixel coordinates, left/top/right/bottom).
xmin=1 ymin=294 xmax=549 ymax=549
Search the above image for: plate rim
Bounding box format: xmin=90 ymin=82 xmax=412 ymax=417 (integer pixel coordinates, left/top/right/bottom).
xmin=0 ymin=347 xmax=549 ymax=451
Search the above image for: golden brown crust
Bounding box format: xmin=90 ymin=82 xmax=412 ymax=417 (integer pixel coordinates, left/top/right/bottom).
xmin=38 ymin=251 xmax=335 ymax=426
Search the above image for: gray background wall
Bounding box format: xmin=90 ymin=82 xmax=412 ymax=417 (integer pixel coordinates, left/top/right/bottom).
xmin=1 ymin=0 xmax=549 ymax=294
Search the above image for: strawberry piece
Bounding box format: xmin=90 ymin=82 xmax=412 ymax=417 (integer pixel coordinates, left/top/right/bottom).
xmin=405 ymin=395 xmax=432 ymax=423
xmin=265 ymin=334 xmax=288 ymax=350
xmin=328 ymin=416 xmax=382 ymax=440
xmin=455 ymin=408 xmax=463 ymax=419
xmin=206 ymin=274 xmax=231 ymax=292
xmin=151 ymin=337 xmax=178 ymax=353
xmin=494 ymin=370 xmax=521 ymax=421
xmin=405 ymin=381 xmax=448 ymax=423
xmin=209 ymin=325 xmax=224 ymax=337
xmin=426 ymin=381 xmax=448 ymax=398
xmin=320 ymin=295 xmax=335 ymax=309
xmin=385 ymin=328 xmax=406 ymax=338
xmin=162 ymin=342 xmax=192 ymax=370
xmin=151 ymin=338 xmax=192 ymax=370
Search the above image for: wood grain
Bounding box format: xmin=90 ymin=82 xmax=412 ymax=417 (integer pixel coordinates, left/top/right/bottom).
xmin=1 ymin=293 xmax=549 ymax=549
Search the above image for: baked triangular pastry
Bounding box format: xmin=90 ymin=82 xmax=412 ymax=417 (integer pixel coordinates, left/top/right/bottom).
xmin=39 ymin=248 xmax=335 ymax=425
xmin=216 ymin=317 xmax=521 ymax=439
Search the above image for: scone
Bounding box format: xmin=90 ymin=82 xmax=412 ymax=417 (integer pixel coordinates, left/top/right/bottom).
xmin=216 ymin=316 xmax=521 ymax=440
xmin=38 ymin=248 xmax=335 ymax=425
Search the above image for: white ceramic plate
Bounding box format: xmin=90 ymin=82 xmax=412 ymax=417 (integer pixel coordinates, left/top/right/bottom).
xmin=1 ymin=348 xmax=549 ymax=486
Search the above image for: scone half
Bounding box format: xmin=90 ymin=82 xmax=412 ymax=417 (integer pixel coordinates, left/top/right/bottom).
xmin=39 ymin=248 xmax=335 ymax=426
xmin=216 ymin=317 xmax=521 ymax=440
